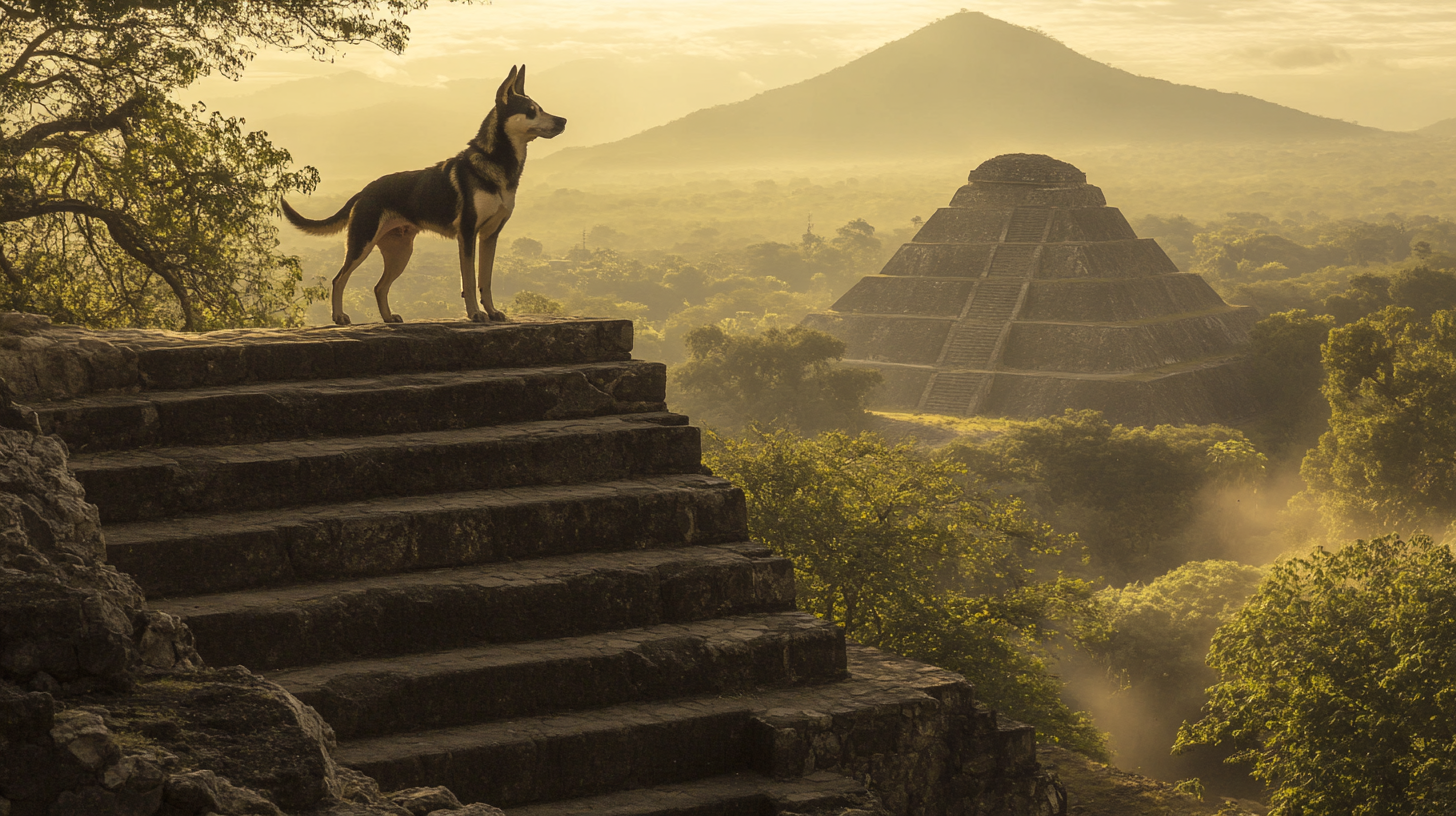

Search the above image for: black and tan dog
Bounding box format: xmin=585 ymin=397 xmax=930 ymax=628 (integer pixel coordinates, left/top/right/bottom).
xmin=281 ymin=65 xmax=565 ymax=324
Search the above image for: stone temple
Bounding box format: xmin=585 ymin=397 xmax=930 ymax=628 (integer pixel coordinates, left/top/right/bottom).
xmin=803 ymin=154 xmax=1262 ymax=426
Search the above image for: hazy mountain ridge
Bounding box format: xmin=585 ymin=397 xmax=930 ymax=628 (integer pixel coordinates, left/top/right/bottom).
xmin=539 ymin=12 xmax=1384 ymax=174
xmin=1418 ymin=117 xmax=1456 ymax=137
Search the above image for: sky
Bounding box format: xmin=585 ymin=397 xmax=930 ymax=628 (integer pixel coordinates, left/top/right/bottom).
xmin=196 ymin=0 xmax=1456 ymax=133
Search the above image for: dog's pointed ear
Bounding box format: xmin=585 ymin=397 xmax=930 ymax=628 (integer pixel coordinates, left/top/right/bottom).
xmin=496 ymin=65 xmax=519 ymax=106
xmin=514 ymin=65 xmax=526 ymax=95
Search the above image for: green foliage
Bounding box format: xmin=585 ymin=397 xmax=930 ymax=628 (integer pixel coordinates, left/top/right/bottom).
xmin=1302 ymin=307 xmax=1456 ymax=535
xmin=511 ymin=290 xmax=564 ymax=315
xmin=510 ymin=237 xmax=544 ymax=259
xmin=671 ymin=325 xmax=881 ymax=433
xmin=1170 ymin=778 xmax=1205 ymax=801
xmin=705 ymin=428 xmax=1108 ymax=758
xmin=1098 ymin=560 xmax=1264 ymax=702
xmin=945 ymin=410 xmax=1265 ymax=582
xmin=0 ymin=0 xmax=438 ymax=328
xmin=1177 ymin=534 xmax=1456 ymax=816
xmin=1244 ymin=309 xmax=1335 ymax=451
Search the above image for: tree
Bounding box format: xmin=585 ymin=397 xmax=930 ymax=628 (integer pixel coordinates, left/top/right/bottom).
xmin=1245 ymin=309 xmax=1335 ymax=451
xmin=1389 ymin=266 xmax=1456 ymax=322
xmin=1177 ymin=534 xmax=1456 ymax=816
xmin=1302 ymin=307 xmax=1456 ymax=535
xmin=705 ymin=428 xmax=1108 ymax=757
xmin=510 ymin=237 xmax=544 ymax=259
xmin=1322 ymin=273 xmax=1392 ymax=325
xmin=671 ymin=324 xmax=882 ymax=433
xmin=1099 ymin=559 xmax=1264 ymax=716
xmin=511 ymin=291 xmax=563 ymax=315
xmin=0 ymin=0 xmax=441 ymax=329
xmin=945 ymin=410 xmax=1265 ymax=582
xmin=1088 ymin=560 xmax=1265 ymax=791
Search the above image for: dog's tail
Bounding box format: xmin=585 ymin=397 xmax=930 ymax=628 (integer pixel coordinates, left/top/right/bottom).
xmin=280 ymin=194 xmax=359 ymax=236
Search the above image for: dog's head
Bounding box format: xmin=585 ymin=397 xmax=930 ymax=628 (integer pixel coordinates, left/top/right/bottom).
xmin=496 ymin=65 xmax=566 ymax=141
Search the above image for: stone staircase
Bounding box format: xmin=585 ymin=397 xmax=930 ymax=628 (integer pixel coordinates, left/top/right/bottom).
xmin=23 ymin=319 xmax=1052 ymax=816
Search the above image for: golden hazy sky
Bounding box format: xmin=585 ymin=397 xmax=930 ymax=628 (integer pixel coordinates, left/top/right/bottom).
xmin=199 ymin=0 xmax=1456 ymax=132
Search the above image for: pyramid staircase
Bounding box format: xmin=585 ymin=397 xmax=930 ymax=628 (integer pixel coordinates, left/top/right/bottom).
xmin=23 ymin=319 xmax=1053 ymax=816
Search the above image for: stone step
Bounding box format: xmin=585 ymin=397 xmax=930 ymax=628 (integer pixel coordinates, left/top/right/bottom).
xmin=923 ymin=373 xmax=990 ymax=415
xmin=153 ymin=543 xmax=795 ymax=671
xmin=116 ymin=319 xmax=636 ymax=393
xmin=338 ymin=646 xmax=1001 ymax=809
xmin=269 ymin=612 xmax=845 ymax=740
xmin=504 ymin=771 xmax=870 ymax=816
xmin=1003 ymin=208 xmax=1051 ymax=243
xmin=987 ymin=245 xmax=1039 ymax=277
xmin=942 ymin=325 xmax=1003 ymax=368
xmin=33 ymin=362 xmax=666 ymax=453
xmin=70 ymin=413 xmax=698 ymax=523
xmin=350 ymin=696 xmax=753 ymax=807
xmin=107 ymin=475 xmax=747 ymax=598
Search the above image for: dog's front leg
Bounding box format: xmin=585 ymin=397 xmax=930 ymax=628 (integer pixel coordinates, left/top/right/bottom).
xmin=459 ymin=229 xmax=489 ymax=323
xmin=477 ymin=224 xmax=508 ymax=322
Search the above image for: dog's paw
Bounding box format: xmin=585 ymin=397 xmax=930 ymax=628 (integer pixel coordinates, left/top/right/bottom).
xmin=468 ymin=311 xmax=490 ymax=323
xmin=383 ymin=314 xmax=404 ymax=324
xmin=333 ymin=313 xmax=352 ymax=326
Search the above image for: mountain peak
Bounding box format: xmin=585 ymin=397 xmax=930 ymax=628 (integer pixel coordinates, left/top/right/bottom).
xmin=542 ymin=12 xmax=1378 ymax=173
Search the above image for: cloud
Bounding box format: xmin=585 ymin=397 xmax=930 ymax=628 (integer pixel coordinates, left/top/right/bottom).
xmin=1238 ymin=43 xmax=1353 ymax=70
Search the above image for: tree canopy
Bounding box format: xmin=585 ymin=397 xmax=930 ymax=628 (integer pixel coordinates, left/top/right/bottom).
xmin=671 ymin=324 xmax=882 ymax=433
xmin=1177 ymin=534 xmax=1456 ymax=816
xmin=944 ymin=410 xmax=1267 ymax=582
xmin=0 ymin=0 xmax=443 ymax=329
xmin=1302 ymin=307 xmax=1456 ymax=535
xmin=705 ymin=428 xmax=1108 ymax=757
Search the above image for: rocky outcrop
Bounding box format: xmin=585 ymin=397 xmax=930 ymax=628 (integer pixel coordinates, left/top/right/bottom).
xmin=0 ymin=427 xmax=198 ymax=694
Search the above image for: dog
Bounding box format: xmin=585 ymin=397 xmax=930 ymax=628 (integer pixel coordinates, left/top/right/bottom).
xmin=281 ymin=65 xmax=565 ymax=325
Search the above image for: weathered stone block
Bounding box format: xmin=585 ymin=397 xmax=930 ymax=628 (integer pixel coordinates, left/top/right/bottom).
xmin=829 ymin=278 xmax=977 ymax=317
xmin=1000 ymin=308 xmax=1259 ymax=373
xmin=35 ymin=362 xmax=667 ymax=453
xmin=160 ymin=545 xmax=796 ymax=670
xmin=70 ymin=415 xmax=702 ymax=523
xmin=800 ymin=315 xmax=952 ymax=367
xmin=1019 ymin=275 xmax=1224 ymax=322
xmin=913 ymin=209 xmax=1010 ymax=244
xmin=879 ymin=244 xmax=994 ymax=278
xmin=106 ymin=476 xmax=747 ymax=598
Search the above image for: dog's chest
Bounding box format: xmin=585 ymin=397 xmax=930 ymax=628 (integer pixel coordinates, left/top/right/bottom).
xmin=472 ymin=188 xmax=514 ymax=233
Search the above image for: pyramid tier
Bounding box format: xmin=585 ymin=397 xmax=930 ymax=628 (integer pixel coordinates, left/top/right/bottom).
xmin=878 ymin=239 xmax=1176 ymax=279
xmin=912 ymin=206 xmax=1137 ymax=244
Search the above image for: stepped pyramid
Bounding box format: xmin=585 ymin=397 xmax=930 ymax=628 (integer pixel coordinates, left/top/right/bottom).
xmin=803 ymin=154 xmax=1262 ymax=426
xmin=17 ymin=318 xmax=1057 ymax=815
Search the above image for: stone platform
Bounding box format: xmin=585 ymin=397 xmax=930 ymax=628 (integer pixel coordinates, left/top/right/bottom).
xmin=8 ymin=316 xmax=1058 ymax=816
xmin=802 ymin=154 xmax=1262 ymax=426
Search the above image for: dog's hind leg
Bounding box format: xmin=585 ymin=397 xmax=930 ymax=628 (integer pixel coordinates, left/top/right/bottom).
xmin=332 ymin=209 xmax=380 ymax=325
xmin=331 ymin=253 xmax=372 ymax=326
xmin=374 ymin=225 xmax=418 ymax=323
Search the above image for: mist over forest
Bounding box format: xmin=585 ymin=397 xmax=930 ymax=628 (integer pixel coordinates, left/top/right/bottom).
xmin=8 ymin=3 xmax=1456 ymax=814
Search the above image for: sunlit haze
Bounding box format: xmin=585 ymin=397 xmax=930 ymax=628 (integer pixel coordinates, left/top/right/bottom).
xmin=196 ymin=0 xmax=1456 ymax=133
